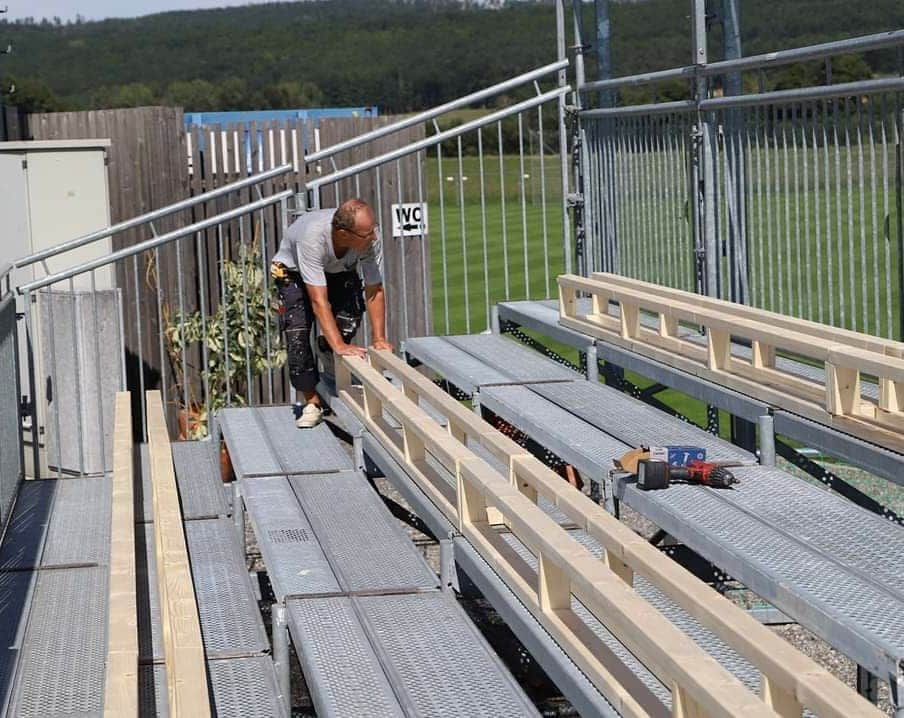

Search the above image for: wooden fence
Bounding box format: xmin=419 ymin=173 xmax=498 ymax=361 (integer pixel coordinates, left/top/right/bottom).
xmin=27 ymin=106 xmax=426 ymax=427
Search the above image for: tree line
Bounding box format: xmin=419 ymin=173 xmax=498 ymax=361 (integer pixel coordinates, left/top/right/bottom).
xmin=1 ymin=0 xmax=901 ymax=114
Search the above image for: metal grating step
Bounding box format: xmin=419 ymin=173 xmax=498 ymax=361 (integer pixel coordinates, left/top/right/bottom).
xmin=253 ymin=406 xmax=354 ymax=475
xmin=8 ymin=566 xmax=108 ymax=717
xmin=712 ymin=465 xmax=904 ymax=599
xmin=241 ymin=476 xmax=341 ymax=600
xmin=497 ymin=300 xmax=592 ymax=348
xmin=616 ymin=475 xmax=904 ymax=677
xmin=287 ymin=596 xmax=404 ymax=718
xmin=0 ymin=571 xmax=36 ymax=712
xmin=207 ymin=656 xmax=288 ymax=718
xmin=0 ymin=476 xmax=111 ymax=571
xmin=136 ymin=522 xmax=163 ymax=664
xmin=138 ymin=664 xmax=167 ymax=717
xmin=217 ymin=408 xmax=282 ymax=478
xmin=171 ymin=440 xmax=230 ymax=520
xmin=356 ymin=592 xmax=540 ymax=717
xmin=289 ymin=472 xmax=438 ymax=594
xmin=446 ymin=333 xmax=580 ymax=384
xmin=405 ymin=336 xmax=509 ymax=394
xmin=479 ymin=384 xmax=630 ymax=482
xmin=529 ymin=380 xmax=756 ymax=464
xmin=184 ymin=518 xmax=269 ymax=658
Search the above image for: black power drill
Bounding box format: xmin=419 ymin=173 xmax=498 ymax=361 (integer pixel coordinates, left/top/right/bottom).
xmin=637 ymin=459 xmax=739 ymax=490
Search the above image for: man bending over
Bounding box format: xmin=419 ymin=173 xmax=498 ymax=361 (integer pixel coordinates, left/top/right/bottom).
xmin=271 ymin=198 xmax=391 ymax=428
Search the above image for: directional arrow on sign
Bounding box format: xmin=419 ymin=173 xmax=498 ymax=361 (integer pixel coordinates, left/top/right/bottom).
xmin=402 ymin=223 xmax=422 ymax=232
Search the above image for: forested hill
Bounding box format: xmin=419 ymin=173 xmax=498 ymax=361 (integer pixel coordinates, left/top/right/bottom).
xmin=1 ymin=0 xmax=902 ymax=113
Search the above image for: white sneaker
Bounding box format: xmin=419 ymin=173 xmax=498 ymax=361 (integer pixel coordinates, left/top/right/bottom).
xmin=296 ymin=403 xmax=323 ymax=429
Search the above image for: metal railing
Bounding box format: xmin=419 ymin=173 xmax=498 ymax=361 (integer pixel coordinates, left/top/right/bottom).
xmin=12 ymin=186 xmax=294 ymax=479
xmin=303 ymin=54 xmax=573 ymax=339
xmin=574 ymin=17 xmax=904 ymax=340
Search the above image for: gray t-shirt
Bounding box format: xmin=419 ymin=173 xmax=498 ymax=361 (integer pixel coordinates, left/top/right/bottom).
xmin=272 ymin=208 xmax=383 ymax=287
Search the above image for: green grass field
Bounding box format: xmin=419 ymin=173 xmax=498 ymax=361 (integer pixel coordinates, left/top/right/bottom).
xmin=420 ymin=150 xmax=903 ymax=448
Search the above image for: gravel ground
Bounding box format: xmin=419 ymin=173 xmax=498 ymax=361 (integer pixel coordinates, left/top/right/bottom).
xmin=241 ymin=418 xmax=895 ymax=716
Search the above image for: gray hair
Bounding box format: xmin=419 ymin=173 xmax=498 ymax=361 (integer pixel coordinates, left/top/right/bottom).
xmin=332 ymin=198 xmax=371 ymax=232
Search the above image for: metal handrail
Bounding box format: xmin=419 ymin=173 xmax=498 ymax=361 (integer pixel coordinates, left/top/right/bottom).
xmin=581 ymin=76 xmax=904 ymax=118
xmin=580 ymin=29 xmax=904 ymax=93
xmin=13 ymin=163 xmax=293 ymax=270
xmin=304 ymin=60 xmax=569 ymax=164
xmin=18 ymin=190 xmax=293 ymax=294
xmin=307 ymin=86 xmax=571 ymax=192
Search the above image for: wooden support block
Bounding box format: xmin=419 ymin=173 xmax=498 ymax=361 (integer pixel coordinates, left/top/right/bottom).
xmin=826 ymin=363 xmax=861 ymax=416
xmin=620 ymin=302 xmax=640 ymax=339
xmin=751 ymin=340 xmax=775 ymax=369
xmin=362 ymin=384 xmax=384 ymax=421
xmin=401 ymin=423 xmax=426 ymax=463
xmin=335 ymin=354 xmax=352 ymax=393
xmin=559 ymin=283 xmax=578 ymax=318
xmin=880 ymin=377 xmax=904 ymax=413
xmin=762 ymin=675 xmax=802 ymax=718
xmin=672 ymin=684 xmax=706 ymax=718
xmin=605 ymin=549 xmax=634 ymax=587
xmin=707 ymin=329 xmax=732 ymax=371
xmin=591 ymin=290 xmax=611 ymax=318
xmin=538 ymin=554 xmax=571 ymax=613
xmin=659 ymin=313 xmax=679 ymax=338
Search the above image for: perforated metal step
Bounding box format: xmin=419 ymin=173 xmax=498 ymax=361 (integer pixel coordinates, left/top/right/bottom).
xmin=289 ymin=472 xmax=438 ymax=593
xmin=218 ymin=407 xmax=283 ymax=478
xmin=529 ymin=380 xmax=756 ymax=464
xmin=287 ymin=596 xmax=404 ymax=718
xmin=207 ymin=656 xmax=288 ymax=718
xmin=356 ymin=591 xmax=539 ymax=717
xmin=0 ymin=570 xmax=36 ymax=712
xmin=497 ymin=299 xmax=593 ymax=348
xmin=0 ymin=476 xmax=111 ymax=571
xmin=184 ymin=518 xmax=269 ymax=658
xmin=616 ymin=473 xmax=904 ymax=679
xmin=254 ymin=406 xmax=354 ymax=475
xmin=241 ymin=476 xmax=341 ymax=600
xmin=405 ymin=336 xmax=509 ymax=394
xmin=171 ymin=440 xmax=230 ymax=520
xmin=479 ymin=384 xmax=630 ymax=482
xmin=138 ymin=664 xmax=166 ymax=717
xmin=8 ymin=566 xmax=108 ymax=717
xmin=446 ymin=333 xmax=580 ymax=384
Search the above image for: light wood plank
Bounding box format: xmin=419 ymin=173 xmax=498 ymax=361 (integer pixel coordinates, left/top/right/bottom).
xmin=104 ymin=392 xmax=138 ymax=718
xmin=146 ymin=391 xmax=211 ymax=718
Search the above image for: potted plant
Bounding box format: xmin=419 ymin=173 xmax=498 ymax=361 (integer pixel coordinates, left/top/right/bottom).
xmin=165 ymin=239 xmax=286 ymax=478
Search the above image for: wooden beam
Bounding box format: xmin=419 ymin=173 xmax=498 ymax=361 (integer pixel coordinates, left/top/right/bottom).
xmin=104 ymin=392 xmax=138 ymax=718
xmin=342 ymin=353 xmax=884 ymax=718
xmin=146 ymin=391 xmax=211 ymax=718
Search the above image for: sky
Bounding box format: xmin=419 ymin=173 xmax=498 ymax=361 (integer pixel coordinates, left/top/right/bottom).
xmin=9 ymin=0 xmax=285 ymax=22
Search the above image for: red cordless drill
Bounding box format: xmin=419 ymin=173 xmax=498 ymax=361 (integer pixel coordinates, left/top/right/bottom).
xmin=636 ymin=458 xmax=739 ymax=490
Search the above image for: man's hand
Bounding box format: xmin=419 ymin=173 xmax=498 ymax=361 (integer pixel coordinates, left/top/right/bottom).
xmin=334 ymin=343 xmax=367 ymax=358
xmin=372 ymin=338 xmax=394 ymax=352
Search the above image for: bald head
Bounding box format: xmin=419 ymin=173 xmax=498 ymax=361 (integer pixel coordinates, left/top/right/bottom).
xmin=332 ymin=198 xmax=374 ymax=234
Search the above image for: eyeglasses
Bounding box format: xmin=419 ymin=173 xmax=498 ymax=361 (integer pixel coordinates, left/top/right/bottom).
xmin=344 ymin=224 xmax=379 ymax=241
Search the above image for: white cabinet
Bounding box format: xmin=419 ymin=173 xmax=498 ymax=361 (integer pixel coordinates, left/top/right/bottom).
xmin=0 ymin=139 xmax=113 ymax=289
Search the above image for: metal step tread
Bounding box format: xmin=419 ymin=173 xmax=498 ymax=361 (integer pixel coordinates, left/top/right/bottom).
xmin=529 ymin=379 xmax=756 ymax=464
xmin=479 ymin=384 xmax=630 ymax=482
xmin=217 ymin=407 xmax=282 ymax=477
xmin=241 ymin=476 xmax=341 ymax=600
xmin=139 ymin=657 xmax=288 ymax=718
xmin=0 ymin=476 xmax=111 ymax=571
xmin=616 ymin=474 xmax=904 ymax=674
xmin=289 ymin=471 xmax=438 ymax=594
xmin=445 ymin=333 xmax=581 ymax=383
xmin=184 ymin=518 xmax=270 ymax=658
xmin=355 ymin=591 xmax=539 ymax=717
xmin=287 ymin=595 xmax=405 ymax=718
xmin=171 ymin=440 xmax=230 ymax=520
xmin=497 ymin=299 xmax=593 ymax=347
xmin=254 ymin=406 xmax=354 ymax=475
xmin=405 ymin=336 xmax=509 ymax=394
xmin=8 ymin=566 xmax=108 ymax=717
xmin=136 ymin=522 xmax=163 ymax=664
xmin=0 ymin=571 xmax=37 ymax=712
